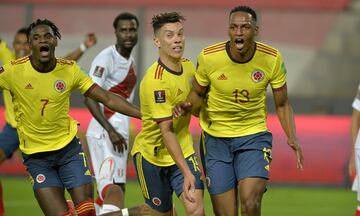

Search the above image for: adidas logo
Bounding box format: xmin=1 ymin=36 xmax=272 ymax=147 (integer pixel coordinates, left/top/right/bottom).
xmin=84 ymin=169 xmax=92 ymax=176
xmin=25 ymin=83 xmax=33 ymax=89
xmin=217 ymin=73 xmax=227 ymax=80
xmin=176 ymin=88 xmax=183 ymax=96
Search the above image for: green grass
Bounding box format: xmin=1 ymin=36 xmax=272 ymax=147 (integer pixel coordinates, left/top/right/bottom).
xmin=1 ymin=176 xmax=356 ymax=215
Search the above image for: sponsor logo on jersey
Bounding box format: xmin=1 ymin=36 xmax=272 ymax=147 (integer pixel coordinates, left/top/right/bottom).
xmin=25 ymin=83 xmax=33 ymax=89
xmin=152 ymin=197 xmax=162 ymax=206
xmin=154 ymin=90 xmax=166 ymax=103
xmin=176 ymin=88 xmax=183 ymax=96
xmin=36 ymin=174 xmax=46 ymax=183
xmin=93 ymin=66 xmax=105 ymax=78
xmin=251 ymin=70 xmax=264 ymax=83
xmin=217 ymin=73 xmax=227 ymax=80
xmin=54 ymin=80 xmax=66 ymax=92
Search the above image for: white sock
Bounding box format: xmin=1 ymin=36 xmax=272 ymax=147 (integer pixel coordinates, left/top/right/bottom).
xmin=100 ymin=204 xmax=121 ymax=215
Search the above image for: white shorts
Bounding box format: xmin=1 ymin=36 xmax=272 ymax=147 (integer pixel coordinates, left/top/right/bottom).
xmin=87 ymin=132 xmax=128 ymax=186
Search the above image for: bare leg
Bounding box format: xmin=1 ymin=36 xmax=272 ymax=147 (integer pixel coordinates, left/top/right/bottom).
xmin=209 ymin=188 xmax=238 ymax=216
xmin=34 ymin=187 xmax=68 ymax=216
xmin=238 ymin=177 xmax=267 ymax=216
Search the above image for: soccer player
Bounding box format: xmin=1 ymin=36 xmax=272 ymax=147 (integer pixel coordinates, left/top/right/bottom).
xmin=85 ymin=12 xmax=148 ymax=215
xmin=174 ymin=5 xmax=304 ymax=216
xmin=0 ymin=19 xmax=140 ymax=216
xmin=131 ymin=12 xmax=205 ymax=216
xmin=350 ymin=84 xmax=360 ymax=216
xmin=0 ymin=28 xmax=97 ymax=215
xmin=0 ymin=28 xmax=97 ymax=164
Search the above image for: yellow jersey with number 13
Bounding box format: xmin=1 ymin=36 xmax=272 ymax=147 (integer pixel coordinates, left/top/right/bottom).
xmin=196 ymin=41 xmax=287 ymax=138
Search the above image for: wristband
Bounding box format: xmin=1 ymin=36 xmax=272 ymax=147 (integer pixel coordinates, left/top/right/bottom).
xmin=121 ymin=208 xmax=129 ymax=216
xmin=80 ymin=43 xmax=87 ymax=52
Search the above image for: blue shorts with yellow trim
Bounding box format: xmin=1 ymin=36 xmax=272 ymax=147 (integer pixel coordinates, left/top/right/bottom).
xmin=133 ymin=153 xmax=204 ymax=213
xmin=22 ymin=137 xmax=93 ymax=190
xmin=0 ymin=123 xmax=19 ymax=159
xmin=202 ymin=131 xmax=272 ymax=195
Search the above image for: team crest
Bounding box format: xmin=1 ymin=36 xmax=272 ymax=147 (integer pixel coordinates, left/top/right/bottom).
xmin=54 ymin=80 xmax=66 ymax=92
xmin=36 ymin=174 xmax=46 ymax=183
xmin=93 ymin=66 xmax=104 ymax=78
xmin=251 ymin=70 xmax=264 ymax=83
xmin=154 ymin=90 xmax=166 ymax=103
xmin=152 ymin=197 xmax=162 ymax=206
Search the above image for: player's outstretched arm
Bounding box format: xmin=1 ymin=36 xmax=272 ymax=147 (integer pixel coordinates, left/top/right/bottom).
xmin=85 ymin=97 xmax=127 ymax=153
xmin=272 ymin=84 xmax=304 ymax=171
xmin=63 ymin=33 xmax=97 ymax=61
xmin=349 ymin=108 xmax=360 ymax=176
xmin=86 ymin=85 xmax=141 ymax=119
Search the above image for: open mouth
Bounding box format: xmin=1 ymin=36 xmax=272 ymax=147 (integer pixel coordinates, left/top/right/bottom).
xmin=173 ymin=45 xmax=182 ymax=53
xmin=235 ymin=38 xmax=244 ymax=50
xmin=40 ymin=46 xmax=50 ymax=57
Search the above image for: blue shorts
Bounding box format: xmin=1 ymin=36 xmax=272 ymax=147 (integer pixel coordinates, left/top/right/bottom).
xmin=0 ymin=123 xmax=19 ymax=159
xmin=133 ymin=153 xmax=204 ymax=213
xmin=22 ymin=137 xmax=93 ymax=190
xmin=202 ymin=131 xmax=272 ymax=195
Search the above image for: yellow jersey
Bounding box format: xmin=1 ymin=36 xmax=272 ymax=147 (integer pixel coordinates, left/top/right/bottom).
xmin=0 ymin=57 xmax=94 ymax=154
xmin=196 ymin=41 xmax=287 ymax=137
xmin=131 ymin=59 xmax=195 ymax=166
xmin=0 ymin=40 xmax=17 ymax=127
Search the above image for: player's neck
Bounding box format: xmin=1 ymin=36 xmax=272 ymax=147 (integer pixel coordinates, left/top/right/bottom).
xmin=116 ymin=44 xmax=131 ymax=60
xmin=30 ymin=56 xmax=57 ymax=73
xmin=228 ymin=41 xmax=255 ymax=63
xmin=158 ymin=55 xmax=182 ymax=73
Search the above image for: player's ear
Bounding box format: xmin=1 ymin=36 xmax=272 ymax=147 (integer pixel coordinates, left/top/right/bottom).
xmin=54 ymin=38 xmax=58 ymax=47
xmin=153 ymin=36 xmax=160 ymax=48
xmin=254 ymin=25 xmax=259 ymax=36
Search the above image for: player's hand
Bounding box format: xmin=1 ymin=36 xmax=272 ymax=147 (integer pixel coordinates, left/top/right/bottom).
xmin=108 ymin=130 xmax=127 ymax=153
xmin=173 ymin=102 xmax=192 ymax=118
xmin=84 ymin=33 xmax=97 ymax=48
xmin=182 ymin=172 xmax=196 ymax=203
xmin=288 ymin=138 xmax=304 ymax=171
xmin=349 ymin=152 xmax=356 ymax=177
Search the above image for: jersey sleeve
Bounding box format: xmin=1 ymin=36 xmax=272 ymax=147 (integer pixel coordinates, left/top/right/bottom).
xmin=72 ymin=63 xmax=95 ymax=94
xmin=270 ymin=52 xmax=287 ymax=89
xmin=353 ymin=85 xmax=360 ymax=111
xmin=194 ymin=51 xmax=210 ymax=87
xmin=0 ymin=63 xmax=13 ymax=91
xmin=88 ymin=54 xmax=108 ymax=87
xmin=0 ymin=40 xmax=14 ymax=66
xmin=142 ymin=78 xmax=173 ymax=122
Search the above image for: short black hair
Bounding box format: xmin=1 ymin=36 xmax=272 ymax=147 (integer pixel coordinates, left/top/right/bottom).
xmin=26 ymin=19 xmax=61 ymax=40
xmin=230 ymin=6 xmax=257 ymax=23
xmin=151 ymin=12 xmax=185 ymax=34
xmin=113 ymin=12 xmax=139 ymax=29
xmin=17 ymin=27 xmax=27 ymax=35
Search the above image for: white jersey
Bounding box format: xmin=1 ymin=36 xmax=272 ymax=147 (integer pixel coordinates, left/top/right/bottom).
xmin=353 ymin=84 xmax=360 ymax=149
xmin=86 ymin=45 xmax=137 ymax=139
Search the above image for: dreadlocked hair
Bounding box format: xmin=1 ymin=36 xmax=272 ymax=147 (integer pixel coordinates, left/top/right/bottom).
xmin=26 ymin=19 xmax=61 ymax=40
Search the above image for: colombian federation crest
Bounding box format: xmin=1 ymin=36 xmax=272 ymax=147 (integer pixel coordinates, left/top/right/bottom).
xmin=54 ymin=80 xmax=66 ymax=92
xmin=251 ymin=70 xmax=265 ymax=83
xmin=36 ymin=174 xmax=46 ymax=183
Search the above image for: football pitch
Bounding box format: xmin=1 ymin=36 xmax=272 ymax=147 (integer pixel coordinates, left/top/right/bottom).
xmin=1 ymin=176 xmax=355 ymax=216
